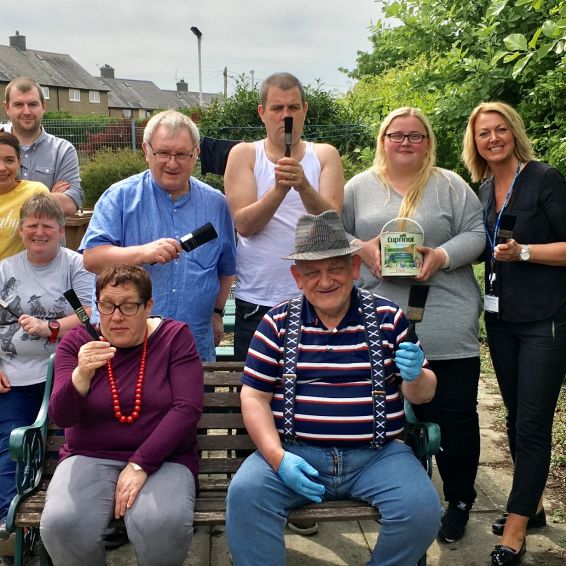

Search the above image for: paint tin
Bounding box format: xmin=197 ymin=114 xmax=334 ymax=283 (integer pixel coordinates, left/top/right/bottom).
xmin=380 ymin=218 xmax=424 ymax=277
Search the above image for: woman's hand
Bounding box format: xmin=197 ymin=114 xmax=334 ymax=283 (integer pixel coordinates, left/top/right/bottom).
xmin=114 ymin=463 xmax=148 ymax=518
xmin=0 ymin=370 xmax=11 ymax=394
xmin=355 ymin=236 xmax=382 ymax=278
xmin=72 ymin=341 xmax=116 ymax=396
xmin=18 ymin=315 xmax=50 ymax=338
xmin=494 ymin=239 xmax=521 ymax=262
xmin=415 ymin=246 xmax=446 ymax=281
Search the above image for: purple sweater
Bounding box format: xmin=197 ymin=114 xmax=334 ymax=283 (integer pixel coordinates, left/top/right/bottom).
xmin=50 ymin=319 xmax=203 ymax=480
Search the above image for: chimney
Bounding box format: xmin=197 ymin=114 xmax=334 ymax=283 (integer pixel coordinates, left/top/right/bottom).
xmin=9 ymin=31 xmax=26 ymax=51
xmin=100 ymin=64 xmax=115 ymax=79
xmin=176 ymin=79 xmax=188 ymax=92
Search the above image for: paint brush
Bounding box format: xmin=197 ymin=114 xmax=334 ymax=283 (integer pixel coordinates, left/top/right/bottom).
xmin=496 ymin=214 xmax=517 ymax=244
xmin=180 ymin=222 xmax=218 ymax=252
xmin=63 ymin=289 xmax=100 ymax=341
xmin=284 ymin=117 xmax=293 ymax=157
xmin=405 ymin=284 xmax=430 ymax=342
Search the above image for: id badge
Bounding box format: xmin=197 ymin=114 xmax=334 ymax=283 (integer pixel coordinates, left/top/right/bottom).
xmin=484 ymin=294 xmax=499 ymax=313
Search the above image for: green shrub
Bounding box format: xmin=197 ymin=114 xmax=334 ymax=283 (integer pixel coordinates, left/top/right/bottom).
xmin=81 ymin=148 xmax=147 ymax=207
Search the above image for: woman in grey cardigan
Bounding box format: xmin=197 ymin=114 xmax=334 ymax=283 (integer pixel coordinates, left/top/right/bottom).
xmin=342 ymin=107 xmax=485 ymax=544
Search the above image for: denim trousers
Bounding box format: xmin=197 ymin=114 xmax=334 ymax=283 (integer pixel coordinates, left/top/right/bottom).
xmin=412 ymin=357 xmax=480 ymax=507
xmin=486 ymin=314 xmax=566 ymax=516
xmin=0 ymin=383 xmax=45 ymax=521
xmin=226 ymin=440 xmax=442 ymax=566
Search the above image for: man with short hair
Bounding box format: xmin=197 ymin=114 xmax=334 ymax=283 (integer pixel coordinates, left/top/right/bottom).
xmin=224 ymin=72 xmax=344 ymax=361
xmin=226 ymin=210 xmax=442 ymax=565
xmin=81 ymin=110 xmax=236 ymax=362
xmin=3 ymin=77 xmax=83 ymax=215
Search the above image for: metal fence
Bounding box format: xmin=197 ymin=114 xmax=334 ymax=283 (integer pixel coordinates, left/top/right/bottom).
xmin=42 ymin=119 xmax=374 ymax=165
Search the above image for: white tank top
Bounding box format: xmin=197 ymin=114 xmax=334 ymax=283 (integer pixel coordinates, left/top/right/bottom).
xmin=235 ymin=140 xmax=322 ymax=306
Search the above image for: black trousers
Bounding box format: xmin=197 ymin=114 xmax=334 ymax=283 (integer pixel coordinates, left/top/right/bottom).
xmin=234 ymin=298 xmax=271 ymax=361
xmin=485 ymin=314 xmax=566 ymax=517
xmin=412 ymin=357 xmax=480 ymax=507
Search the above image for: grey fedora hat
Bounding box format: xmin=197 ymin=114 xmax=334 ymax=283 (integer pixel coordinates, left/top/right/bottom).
xmin=283 ymin=210 xmax=362 ymax=260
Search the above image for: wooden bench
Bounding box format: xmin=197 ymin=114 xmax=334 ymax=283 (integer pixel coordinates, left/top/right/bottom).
xmin=6 ymin=358 xmax=440 ymax=566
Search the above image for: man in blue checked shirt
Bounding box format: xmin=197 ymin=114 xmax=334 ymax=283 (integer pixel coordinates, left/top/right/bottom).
xmin=81 ymin=110 xmax=236 ymax=362
xmin=226 ymin=210 xmax=441 ymax=566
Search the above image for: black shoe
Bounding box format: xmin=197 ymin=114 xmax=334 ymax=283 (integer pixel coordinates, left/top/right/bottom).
xmin=438 ymin=501 xmax=470 ymax=543
xmin=491 ymin=540 xmax=526 ymax=565
xmin=492 ymin=508 xmax=546 ymax=536
xmin=103 ymin=527 xmax=129 ymax=550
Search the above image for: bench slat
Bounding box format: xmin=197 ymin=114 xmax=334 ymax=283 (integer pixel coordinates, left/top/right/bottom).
xmin=197 ymin=435 xmax=255 ymax=450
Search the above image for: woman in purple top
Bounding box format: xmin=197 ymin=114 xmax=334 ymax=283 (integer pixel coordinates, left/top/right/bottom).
xmin=40 ymin=265 xmax=203 ymax=566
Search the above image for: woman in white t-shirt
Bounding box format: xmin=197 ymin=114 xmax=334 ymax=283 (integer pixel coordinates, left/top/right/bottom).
xmin=0 ymin=193 xmax=93 ymax=539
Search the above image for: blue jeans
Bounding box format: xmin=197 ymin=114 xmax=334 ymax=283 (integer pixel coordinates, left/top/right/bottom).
xmin=226 ymin=440 xmax=442 ymax=566
xmin=0 ymin=383 xmax=45 ymax=520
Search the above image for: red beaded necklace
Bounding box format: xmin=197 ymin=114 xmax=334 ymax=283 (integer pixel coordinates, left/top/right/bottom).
xmin=105 ymin=328 xmax=148 ymax=424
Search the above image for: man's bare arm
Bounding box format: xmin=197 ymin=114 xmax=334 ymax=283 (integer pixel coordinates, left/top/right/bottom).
xmin=274 ymin=143 xmax=344 ymax=214
xmin=224 ymin=143 xmax=290 ymax=237
xmin=241 ymin=385 xmax=285 ymax=471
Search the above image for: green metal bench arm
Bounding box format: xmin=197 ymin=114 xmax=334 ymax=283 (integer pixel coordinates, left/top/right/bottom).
xmin=6 ymin=355 xmax=55 ymax=533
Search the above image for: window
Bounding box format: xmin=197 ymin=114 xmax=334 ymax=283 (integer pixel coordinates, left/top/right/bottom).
xmin=41 ymin=86 xmax=50 ymax=100
xmin=69 ymin=89 xmax=81 ymax=102
xmin=89 ymin=91 xmax=100 ymax=104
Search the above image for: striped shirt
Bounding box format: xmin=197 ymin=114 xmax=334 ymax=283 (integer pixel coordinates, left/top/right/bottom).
xmin=242 ymin=288 xmax=426 ymax=448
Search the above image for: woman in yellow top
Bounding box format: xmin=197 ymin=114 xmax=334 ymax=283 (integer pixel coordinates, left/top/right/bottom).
xmin=0 ymin=132 xmax=48 ymax=260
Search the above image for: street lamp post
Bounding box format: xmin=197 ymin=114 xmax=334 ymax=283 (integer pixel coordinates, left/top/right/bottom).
xmin=190 ymin=26 xmax=203 ymax=106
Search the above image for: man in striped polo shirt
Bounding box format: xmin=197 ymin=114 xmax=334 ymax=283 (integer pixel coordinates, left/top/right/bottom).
xmin=226 ymin=211 xmax=442 ymax=566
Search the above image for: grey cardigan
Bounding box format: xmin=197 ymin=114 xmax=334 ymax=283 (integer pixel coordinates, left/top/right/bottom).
xmin=342 ymin=168 xmax=485 ymax=360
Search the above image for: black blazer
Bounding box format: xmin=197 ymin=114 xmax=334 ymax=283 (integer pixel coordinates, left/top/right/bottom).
xmin=480 ymin=161 xmax=566 ymax=322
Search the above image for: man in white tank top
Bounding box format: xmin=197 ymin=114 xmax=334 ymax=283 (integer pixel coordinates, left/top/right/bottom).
xmin=225 ymin=72 xmax=344 ymax=362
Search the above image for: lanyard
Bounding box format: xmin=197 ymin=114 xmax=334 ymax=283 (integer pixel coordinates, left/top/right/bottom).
xmin=484 ymin=160 xmax=521 ymax=253
xmin=484 ymin=160 xmax=521 ymax=294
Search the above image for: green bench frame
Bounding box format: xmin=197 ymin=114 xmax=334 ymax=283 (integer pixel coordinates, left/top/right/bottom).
xmin=6 ymin=357 xmax=440 ymax=566
xmin=215 ymin=297 xmax=236 ymax=360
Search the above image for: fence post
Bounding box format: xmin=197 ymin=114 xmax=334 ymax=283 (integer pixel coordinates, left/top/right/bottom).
xmin=131 ymin=118 xmax=136 ymax=151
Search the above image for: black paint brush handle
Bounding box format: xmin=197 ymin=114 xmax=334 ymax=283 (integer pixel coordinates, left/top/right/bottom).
xmin=63 ymin=289 xmax=100 ymax=341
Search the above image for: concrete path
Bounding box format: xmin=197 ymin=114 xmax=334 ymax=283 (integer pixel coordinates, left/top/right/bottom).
xmin=22 ymin=377 xmax=566 ymax=565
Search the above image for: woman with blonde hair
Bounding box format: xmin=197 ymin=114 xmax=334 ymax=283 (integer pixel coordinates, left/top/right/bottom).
xmin=464 ymin=102 xmax=566 ymax=565
xmin=342 ymin=107 xmax=485 ymax=544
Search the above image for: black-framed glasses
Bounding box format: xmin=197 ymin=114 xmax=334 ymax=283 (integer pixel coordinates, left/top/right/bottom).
xmin=385 ymin=133 xmax=428 ymax=144
xmin=149 ymin=144 xmax=197 ymax=163
xmin=96 ymin=301 xmax=146 ymax=316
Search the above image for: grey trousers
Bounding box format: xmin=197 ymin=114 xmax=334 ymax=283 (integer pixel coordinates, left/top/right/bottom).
xmin=40 ymin=455 xmax=195 ymax=566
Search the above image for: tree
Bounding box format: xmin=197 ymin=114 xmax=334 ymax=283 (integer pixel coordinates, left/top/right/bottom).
xmin=342 ymin=0 xmax=566 ymax=177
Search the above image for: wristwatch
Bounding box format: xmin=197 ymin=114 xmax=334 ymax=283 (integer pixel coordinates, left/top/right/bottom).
xmin=128 ymin=461 xmax=144 ymax=472
xmin=48 ymin=320 xmax=60 ymax=344
xmin=519 ymin=245 xmax=531 ymax=262
xmin=213 ymin=307 xmax=225 ymax=316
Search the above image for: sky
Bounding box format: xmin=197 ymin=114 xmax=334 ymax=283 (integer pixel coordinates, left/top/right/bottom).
xmin=2 ymin=0 xmax=384 ymax=96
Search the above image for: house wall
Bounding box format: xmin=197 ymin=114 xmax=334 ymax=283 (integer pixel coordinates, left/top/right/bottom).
xmin=0 ymin=84 xmax=109 ymax=119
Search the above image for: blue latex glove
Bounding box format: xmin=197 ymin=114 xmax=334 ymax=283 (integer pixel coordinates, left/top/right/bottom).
xmin=277 ymin=452 xmax=325 ymax=503
xmin=395 ymin=342 xmax=425 ymax=382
